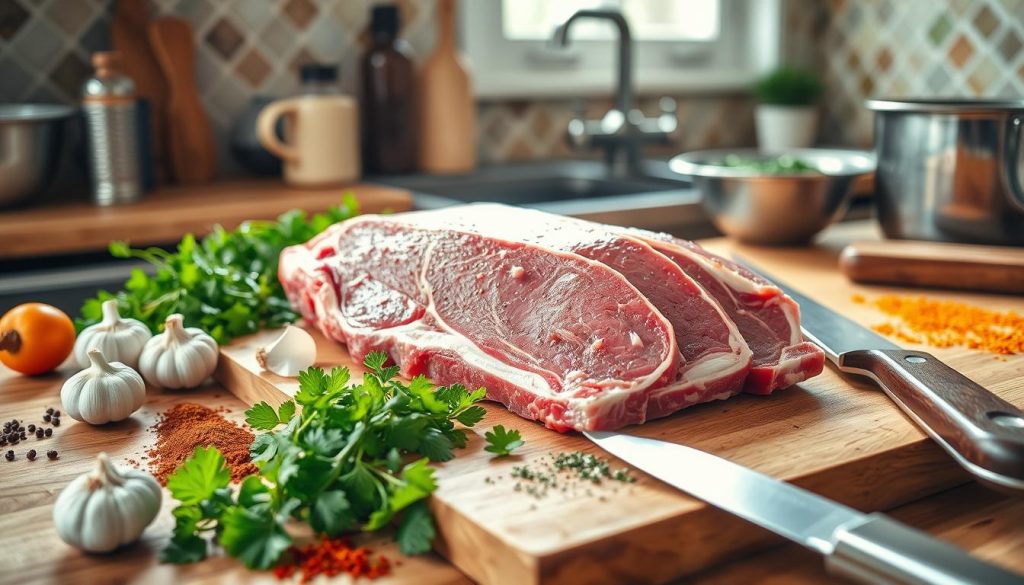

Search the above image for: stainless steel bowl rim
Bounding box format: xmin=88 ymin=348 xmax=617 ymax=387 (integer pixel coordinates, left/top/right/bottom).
xmin=669 ymin=148 xmax=876 ymax=179
xmin=0 ymin=104 xmax=76 ymax=123
xmin=866 ymin=98 xmax=1024 ymax=113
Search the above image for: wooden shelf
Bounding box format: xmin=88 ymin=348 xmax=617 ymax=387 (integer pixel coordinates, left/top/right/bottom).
xmin=0 ymin=180 xmax=412 ymax=260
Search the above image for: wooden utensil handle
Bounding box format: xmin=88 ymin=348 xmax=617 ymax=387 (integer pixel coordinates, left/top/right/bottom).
xmin=839 ymin=241 xmax=1024 ymax=294
xmin=840 ymin=349 xmax=1024 ymax=492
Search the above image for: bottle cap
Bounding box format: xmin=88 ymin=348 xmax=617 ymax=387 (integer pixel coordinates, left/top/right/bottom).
xmin=92 ymin=51 xmax=123 ymax=72
xmin=300 ymin=63 xmax=339 ymax=83
xmin=371 ymin=4 xmax=400 ymax=37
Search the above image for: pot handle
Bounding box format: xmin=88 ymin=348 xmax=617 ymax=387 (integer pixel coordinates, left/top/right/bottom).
xmin=1005 ymin=115 xmax=1024 ymax=212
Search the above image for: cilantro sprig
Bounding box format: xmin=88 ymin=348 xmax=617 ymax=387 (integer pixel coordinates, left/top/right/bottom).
xmin=76 ymin=196 xmax=359 ymax=344
xmin=484 ymin=425 xmax=525 ymax=457
xmin=161 ymin=352 xmax=488 ymax=569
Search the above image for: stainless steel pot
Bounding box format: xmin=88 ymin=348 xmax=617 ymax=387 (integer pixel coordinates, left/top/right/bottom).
xmin=0 ymin=104 xmax=74 ymax=208
xmin=866 ymin=99 xmax=1024 ymax=245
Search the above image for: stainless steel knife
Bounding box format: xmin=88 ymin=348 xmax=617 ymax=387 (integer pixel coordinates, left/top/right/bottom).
xmin=585 ymin=431 xmax=1023 ymax=585
xmin=736 ymin=258 xmax=1024 ymax=493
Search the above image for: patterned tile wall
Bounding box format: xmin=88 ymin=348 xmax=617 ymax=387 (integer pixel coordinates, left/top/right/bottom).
xmin=788 ymin=0 xmax=1024 ymax=147
xmin=1 ymin=0 xmax=1021 ymax=173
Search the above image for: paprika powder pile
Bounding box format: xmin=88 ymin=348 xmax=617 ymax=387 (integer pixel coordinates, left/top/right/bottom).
xmin=148 ymin=402 xmax=257 ymax=484
xmin=273 ymin=538 xmax=391 ymax=582
xmin=855 ymin=294 xmax=1024 ymax=355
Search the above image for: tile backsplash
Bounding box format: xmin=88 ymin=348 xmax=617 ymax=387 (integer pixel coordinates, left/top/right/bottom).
xmin=802 ymin=0 xmax=1024 ymax=147
xmin=1 ymin=0 xmax=1021 ymax=174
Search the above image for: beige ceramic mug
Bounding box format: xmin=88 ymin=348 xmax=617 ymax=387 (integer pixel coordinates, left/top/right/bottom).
xmin=257 ymin=95 xmax=360 ymax=186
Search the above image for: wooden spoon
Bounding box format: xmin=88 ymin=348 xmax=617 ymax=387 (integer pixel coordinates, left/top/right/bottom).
xmin=148 ymin=17 xmax=217 ymax=184
xmin=111 ymin=0 xmax=169 ymax=182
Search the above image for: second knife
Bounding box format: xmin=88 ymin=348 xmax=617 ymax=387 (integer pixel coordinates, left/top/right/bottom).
xmin=738 ymin=257 xmax=1024 ymax=492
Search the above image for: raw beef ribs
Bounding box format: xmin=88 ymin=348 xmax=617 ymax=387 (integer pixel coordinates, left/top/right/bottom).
xmin=279 ymin=204 xmax=824 ymax=431
xmin=627 ymin=231 xmax=825 ymax=394
xmin=399 ymin=204 xmax=754 ymax=420
xmin=279 ymin=216 xmax=677 ymax=431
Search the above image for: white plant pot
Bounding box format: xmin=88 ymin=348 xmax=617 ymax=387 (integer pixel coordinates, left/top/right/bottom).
xmin=755 ymin=105 xmax=818 ymax=151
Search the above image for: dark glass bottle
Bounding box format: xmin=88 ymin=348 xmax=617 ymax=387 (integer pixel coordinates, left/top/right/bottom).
xmin=361 ymin=4 xmax=416 ymax=174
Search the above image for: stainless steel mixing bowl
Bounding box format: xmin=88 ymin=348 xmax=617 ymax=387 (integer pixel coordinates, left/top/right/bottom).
xmin=670 ymin=148 xmax=876 ymax=245
xmin=0 ymin=104 xmax=75 ymax=208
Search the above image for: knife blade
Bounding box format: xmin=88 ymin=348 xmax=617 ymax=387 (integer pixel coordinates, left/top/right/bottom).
xmin=585 ymin=431 xmax=1023 ymax=585
xmin=734 ymin=256 xmax=1024 ymax=492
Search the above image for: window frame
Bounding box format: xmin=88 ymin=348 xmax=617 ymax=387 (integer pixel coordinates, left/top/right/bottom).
xmin=460 ymin=0 xmax=782 ymax=99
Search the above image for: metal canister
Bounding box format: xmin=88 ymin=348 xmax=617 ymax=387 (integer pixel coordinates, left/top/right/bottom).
xmin=82 ymin=51 xmax=142 ymax=206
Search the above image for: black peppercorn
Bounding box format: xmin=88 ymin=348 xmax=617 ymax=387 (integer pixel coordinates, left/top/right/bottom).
xmin=27 ymin=424 xmax=34 ymax=433
xmin=46 ymin=450 xmax=57 ymax=460
xmin=51 ymin=418 xmax=60 ymax=427
xmin=35 ymin=429 xmax=43 ymax=439
xmin=46 ymin=408 xmax=53 ymax=415
xmin=42 ymin=414 xmax=50 ymax=423
xmin=26 ymin=450 xmax=36 ymax=461
xmin=53 ymin=410 xmax=60 ymax=417
xmin=44 ymin=428 xmax=52 ymax=437
xmin=4 ymin=450 xmax=13 ymax=461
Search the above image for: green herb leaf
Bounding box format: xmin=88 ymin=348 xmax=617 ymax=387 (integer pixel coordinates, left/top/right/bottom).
xmin=167 ymin=446 xmax=231 ymax=506
xmin=311 ymin=490 xmax=355 ymax=537
xmin=219 ymin=505 xmax=292 ymax=570
xmin=244 ymin=402 xmax=280 ymax=430
xmin=396 ymin=501 xmax=435 ymax=555
xmin=160 ymin=533 xmax=208 ymax=564
xmin=277 ymin=400 xmax=296 ymax=422
xmin=484 ymin=425 xmax=525 ymax=457
xmin=455 ymin=405 xmax=486 ymax=427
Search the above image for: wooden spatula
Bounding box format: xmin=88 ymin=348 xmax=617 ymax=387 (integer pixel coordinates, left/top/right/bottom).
xmin=148 ymin=17 xmax=216 ymax=184
xmin=112 ymin=0 xmax=169 ymax=182
xmin=840 ymin=240 xmax=1024 ymax=294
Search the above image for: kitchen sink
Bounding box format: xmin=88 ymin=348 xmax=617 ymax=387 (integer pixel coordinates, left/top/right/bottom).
xmin=369 ymin=159 xmax=715 ymax=235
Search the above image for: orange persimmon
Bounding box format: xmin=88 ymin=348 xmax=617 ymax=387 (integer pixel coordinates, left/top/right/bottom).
xmin=0 ymin=303 xmax=76 ymax=375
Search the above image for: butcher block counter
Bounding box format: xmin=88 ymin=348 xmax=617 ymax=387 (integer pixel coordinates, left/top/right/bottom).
xmin=0 ymin=180 xmax=412 ymax=260
xmin=1 ymin=221 xmax=1022 ymax=585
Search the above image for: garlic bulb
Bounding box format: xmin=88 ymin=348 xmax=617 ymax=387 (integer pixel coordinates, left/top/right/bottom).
xmin=54 ymin=452 xmax=161 ymax=553
xmin=256 ymin=325 xmax=317 ymax=377
xmin=62 ymin=348 xmax=146 ymax=425
xmin=74 ymin=300 xmax=152 ymax=369
xmin=139 ymin=313 xmax=218 ymax=389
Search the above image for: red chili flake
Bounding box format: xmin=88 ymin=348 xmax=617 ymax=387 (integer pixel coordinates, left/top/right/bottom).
xmin=273 ymin=538 xmax=391 ymax=583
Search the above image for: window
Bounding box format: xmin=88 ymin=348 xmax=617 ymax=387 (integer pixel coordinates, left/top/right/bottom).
xmin=461 ymin=0 xmax=781 ymax=98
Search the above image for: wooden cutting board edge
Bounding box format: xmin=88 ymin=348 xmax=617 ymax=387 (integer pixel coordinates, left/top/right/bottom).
xmin=213 ymin=329 xmax=977 ymax=585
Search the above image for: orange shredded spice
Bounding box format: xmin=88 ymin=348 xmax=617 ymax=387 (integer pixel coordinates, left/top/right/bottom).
xmin=853 ymin=294 xmax=1024 ymax=355
xmin=273 ymin=538 xmax=391 ymax=583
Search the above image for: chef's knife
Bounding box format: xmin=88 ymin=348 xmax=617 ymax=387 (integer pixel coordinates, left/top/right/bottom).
xmin=585 ymin=431 xmax=1022 ymax=585
xmin=736 ymin=257 xmax=1024 ymax=492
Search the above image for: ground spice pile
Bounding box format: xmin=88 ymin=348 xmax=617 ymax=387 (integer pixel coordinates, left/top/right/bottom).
xmin=148 ymin=403 xmax=257 ymax=484
xmin=273 ymin=538 xmax=391 ymax=583
xmin=854 ymin=294 xmax=1024 ymax=355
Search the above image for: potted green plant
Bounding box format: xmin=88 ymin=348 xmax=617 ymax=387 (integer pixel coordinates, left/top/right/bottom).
xmin=753 ymin=67 xmax=823 ymax=151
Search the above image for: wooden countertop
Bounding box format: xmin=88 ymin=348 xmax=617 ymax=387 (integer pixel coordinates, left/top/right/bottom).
xmin=0 ymin=180 xmax=413 ymax=260
xmin=0 ymin=220 xmax=1021 ymax=584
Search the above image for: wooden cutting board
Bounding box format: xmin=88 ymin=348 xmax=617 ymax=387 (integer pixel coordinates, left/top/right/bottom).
xmin=214 ymin=221 xmax=1024 ymax=585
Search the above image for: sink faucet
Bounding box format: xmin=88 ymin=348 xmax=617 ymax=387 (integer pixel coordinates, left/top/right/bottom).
xmin=552 ymin=9 xmax=677 ymax=177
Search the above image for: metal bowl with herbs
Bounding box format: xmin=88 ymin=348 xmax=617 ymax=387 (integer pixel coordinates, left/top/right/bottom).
xmin=670 ymin=148 xmax=876 ymax=245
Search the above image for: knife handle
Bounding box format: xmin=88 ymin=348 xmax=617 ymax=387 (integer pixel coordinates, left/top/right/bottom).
xmin=826 ymin=514 xmax=1022 ymax=584
xmin=840 ymin=349 xmax=1024 ymax=492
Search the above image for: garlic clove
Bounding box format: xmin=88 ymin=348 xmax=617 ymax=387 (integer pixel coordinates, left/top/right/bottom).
xmin=256 ymin=325 xmax=317 ymax=377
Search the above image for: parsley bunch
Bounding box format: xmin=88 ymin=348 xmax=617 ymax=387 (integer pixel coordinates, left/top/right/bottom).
xmin=76 ymin=195 xmax=359 ymax=344
xmin=161 ymin=353 xmax=488 ymax=569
